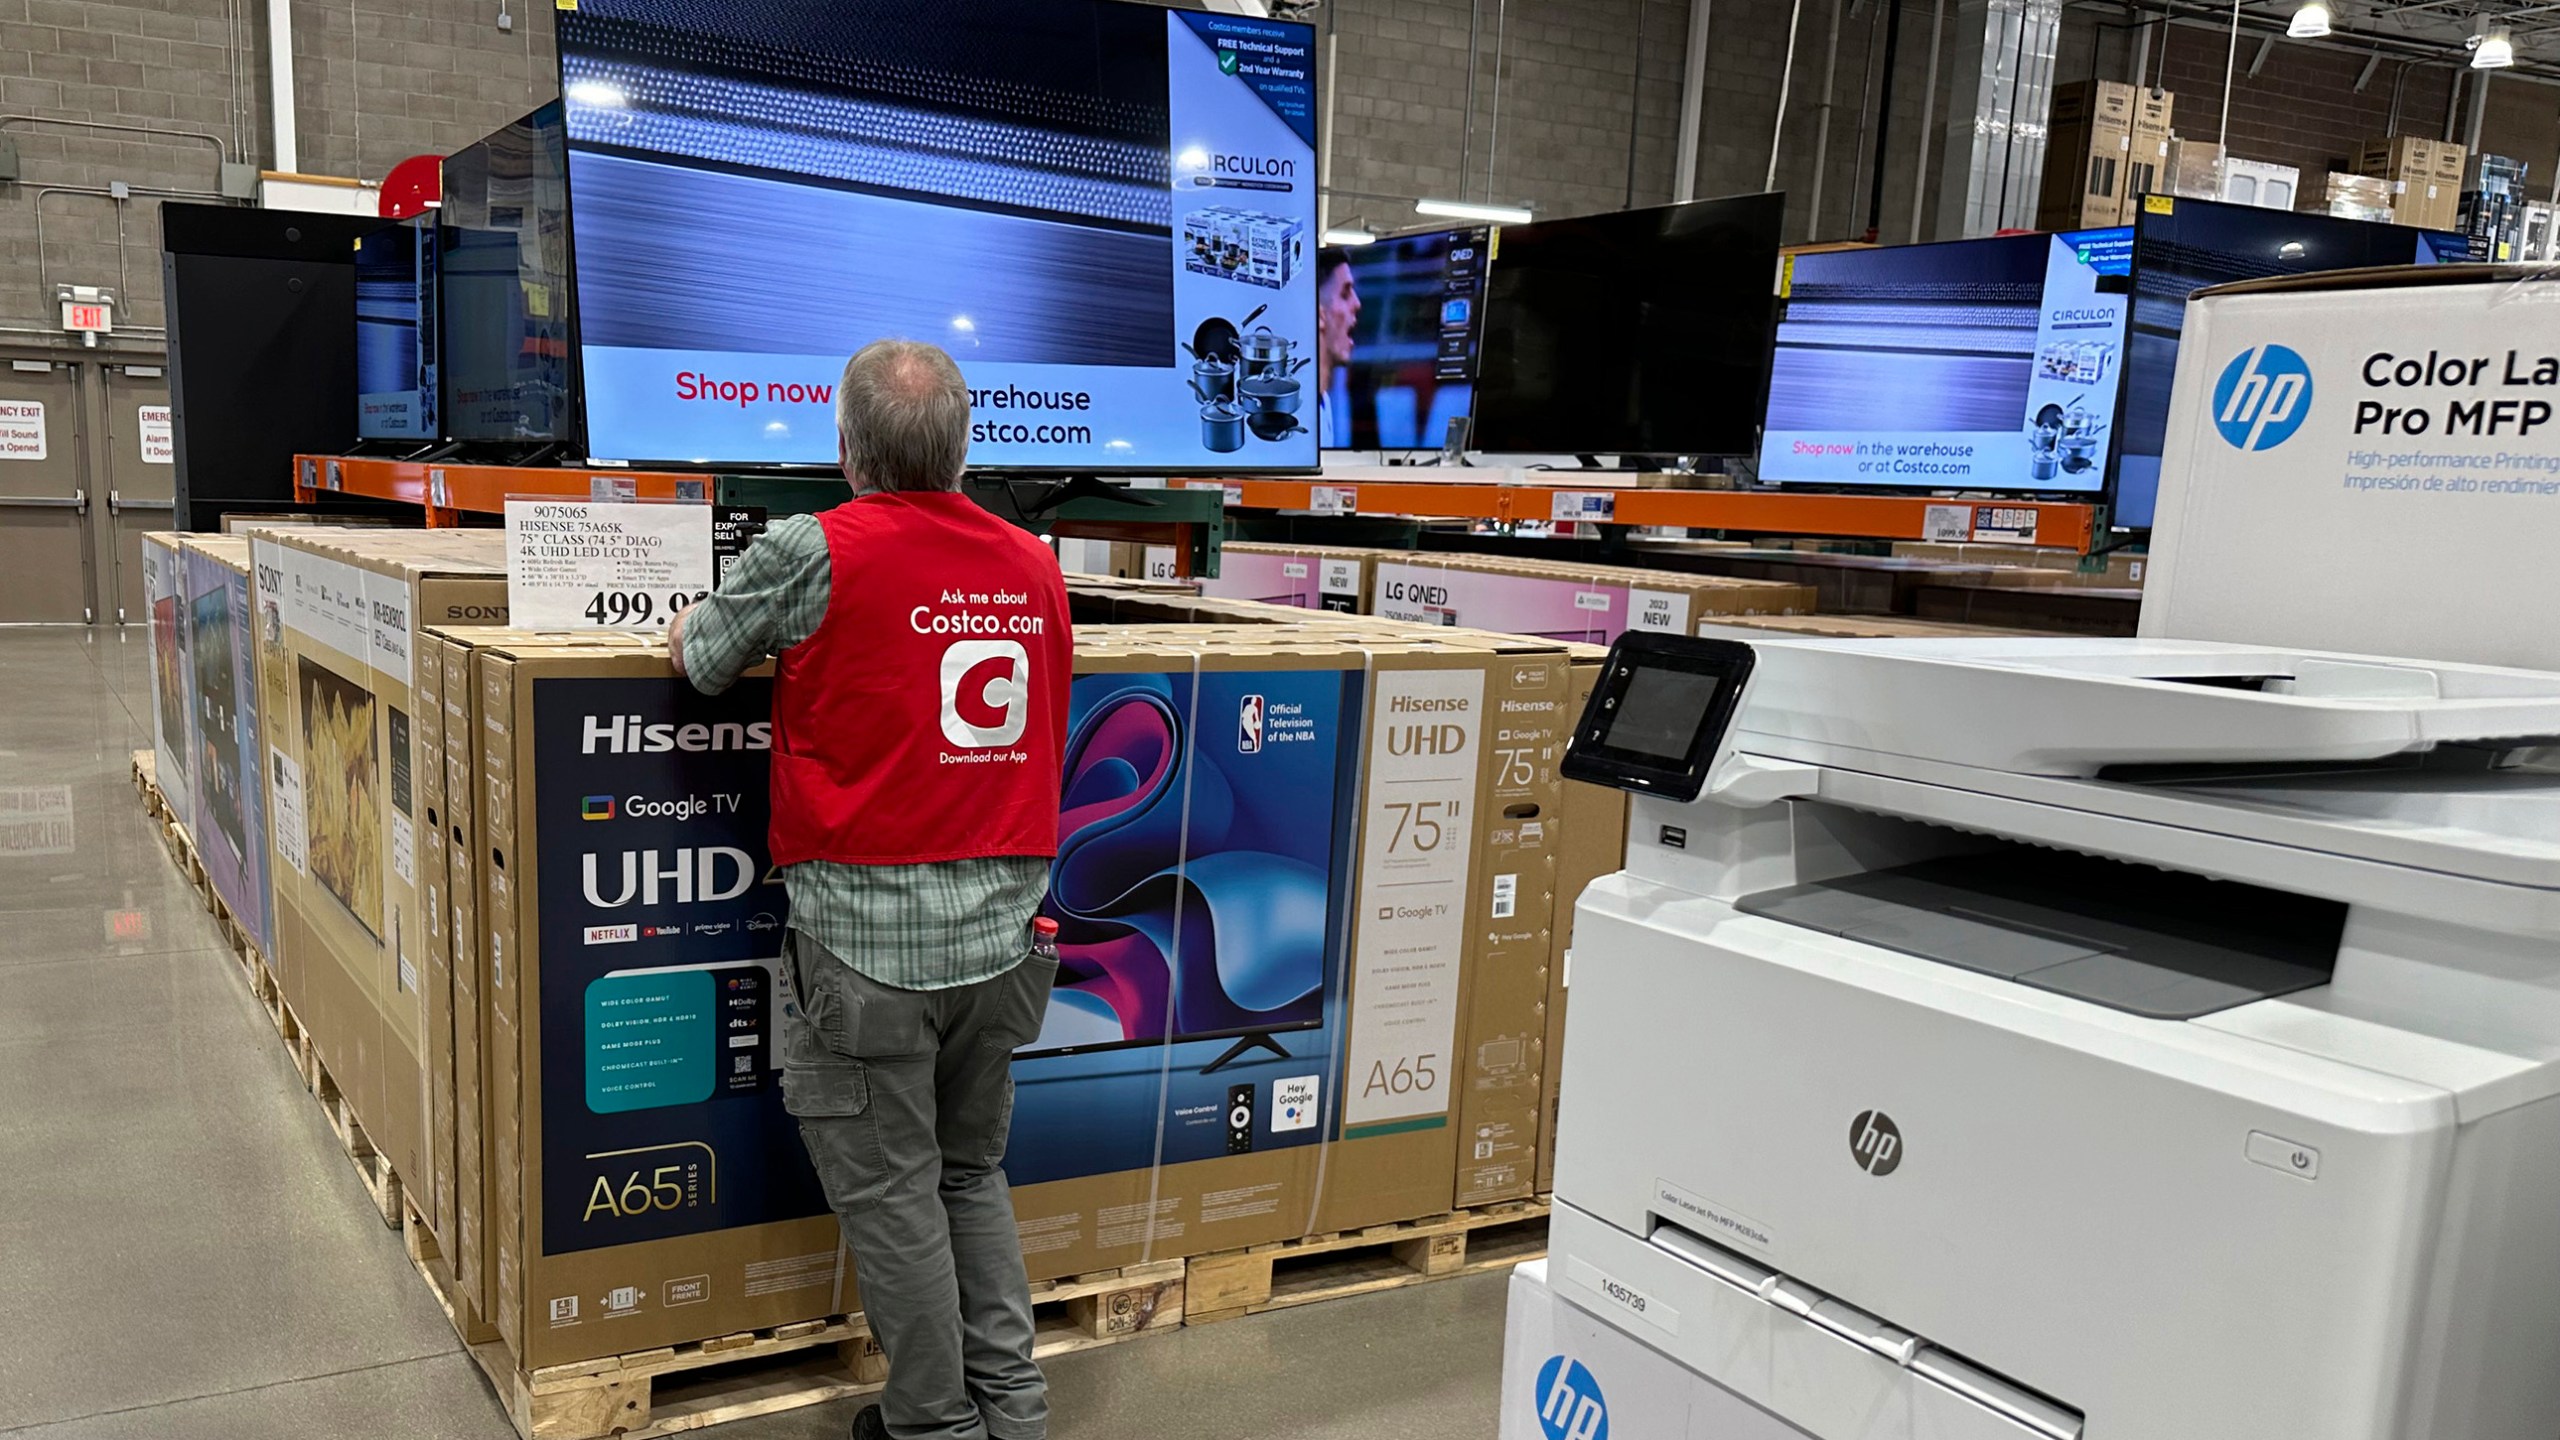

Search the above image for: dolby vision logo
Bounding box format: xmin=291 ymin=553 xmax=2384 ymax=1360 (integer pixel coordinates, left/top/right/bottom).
xmin=2212 ymin=344 xmax=2313 ymax=451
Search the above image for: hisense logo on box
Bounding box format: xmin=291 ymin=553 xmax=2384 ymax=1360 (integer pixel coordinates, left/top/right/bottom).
xmin=581 ymin=715 xmax=773 ymax=754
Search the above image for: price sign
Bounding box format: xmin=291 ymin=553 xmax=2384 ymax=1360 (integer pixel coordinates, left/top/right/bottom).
xmin=505 ymin=499 xmax=715 ymax=631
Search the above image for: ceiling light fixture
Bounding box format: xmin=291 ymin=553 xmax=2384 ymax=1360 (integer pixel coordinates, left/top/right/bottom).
xmin=1320 ymin=227 xmax=1378 ymax=246
xmin=1414 ymin=198 xmax=1535 ymax=225
xmin=2287 ymin=1 xmax=2329 ymax=38
xmin=2473 ymin=23 xmax=2515 ymax=66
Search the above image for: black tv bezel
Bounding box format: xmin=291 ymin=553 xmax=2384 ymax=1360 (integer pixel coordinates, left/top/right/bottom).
xmin=436 ymin=101 xmax=583 ymax=451
xmin=1470 ymin=191 xmax=1788 ymax=459
xmin=550 ymin=0 xmax=1324 ymax=476
xmin=1750 ymin=223 xmax=2134 ymax=508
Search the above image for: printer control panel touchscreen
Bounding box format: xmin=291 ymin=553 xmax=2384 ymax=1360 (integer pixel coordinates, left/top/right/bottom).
xmin=1563 ymin=633 xmax=1755 ymax=802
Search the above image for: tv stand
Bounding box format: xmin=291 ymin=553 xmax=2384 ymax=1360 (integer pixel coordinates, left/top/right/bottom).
xmin=1199 ymin=1031 xmax=1293 ymax=1075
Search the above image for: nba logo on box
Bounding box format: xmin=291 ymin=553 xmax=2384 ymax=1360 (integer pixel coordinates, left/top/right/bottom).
xmin=1238 ymin=693 xmax=1264 ymax=753
xmin=2213 ymin=344 xmax=2313 ymax=451
xmin=1535 ymin=1355 xmax=1608 ymax=1440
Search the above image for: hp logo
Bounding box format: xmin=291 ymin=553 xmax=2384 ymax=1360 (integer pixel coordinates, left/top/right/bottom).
xmin=1850 ymin=1110 xmax=1904 ymax=1177
xmin=2212 ymin=344 xmax=2313 ymax=451
xmin=1534 ymin=1355 xmax=1609 ymax=1440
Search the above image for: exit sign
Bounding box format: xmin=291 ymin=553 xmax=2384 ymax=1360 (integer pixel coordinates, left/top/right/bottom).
xmin=61 ymin=301 xmax=111 ymax=333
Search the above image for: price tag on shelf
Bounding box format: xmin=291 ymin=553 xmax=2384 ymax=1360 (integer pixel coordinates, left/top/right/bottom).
xmin=1922 ymin=504 xmax=1971 ymax=543
xmin=1309 ymin=484 xmax=1356 ymax=517
xmin=1222 ymin=483 xmax=1245 ymax=508
xmin=1971 ymin=504 xmax=2039 ymax=544
xmin=1550 ymin=490 xmax=1617 ymax=523
xmin=505 ymin=498 xmax=714 ymax=631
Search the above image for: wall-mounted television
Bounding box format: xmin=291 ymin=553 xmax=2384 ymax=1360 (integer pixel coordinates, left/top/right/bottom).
xmin=556 ymin=0 xmax=1320 ymax=472
xmin=1756 ymin=226 xmax=2133 ymax=494
xmin=2117 ymin=196 xmax=2467 ymax=527
xmin=1317 ymin=225 xmax=1489 ymax=450
xmin=439 ymin=102 xmax=576 ymax=446
xmin=354 ymin=216 xmax=438 ymax=441
xmin=1471 ymin=192 xmax=1786 ymax=458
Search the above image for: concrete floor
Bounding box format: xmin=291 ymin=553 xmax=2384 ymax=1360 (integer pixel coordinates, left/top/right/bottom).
xmin=0 ymin=627 xmax=1511 ymax=1440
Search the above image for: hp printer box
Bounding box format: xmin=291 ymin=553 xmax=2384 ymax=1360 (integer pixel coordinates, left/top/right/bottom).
xmin=2142 ymin=265 xmax=2560 ymax=669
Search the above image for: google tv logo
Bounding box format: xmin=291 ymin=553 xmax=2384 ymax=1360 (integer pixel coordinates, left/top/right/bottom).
xmin=2212 ymin=344 xmax=2313 ymax=451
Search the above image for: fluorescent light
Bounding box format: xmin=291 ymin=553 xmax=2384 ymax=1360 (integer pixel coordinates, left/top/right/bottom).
xmin=1414 ymin=198 xmax=1536 ymax=224
xmin=2474 ymin=25 xmax=2514 ymax=66
xmin=565 ymin=79 xmax=628 ymax=108
xmin=2287 ymin=1 xmax=2329 ymax=37
xmin=1175 ymin=145 xmax=1210 ymax=171
xmin=1320 ymin=227 xmax=1377 ymax=246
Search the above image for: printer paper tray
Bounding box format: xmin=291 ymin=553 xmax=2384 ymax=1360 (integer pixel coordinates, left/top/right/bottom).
xmin=1548 ymin=1200 xmax=2083 ymax=1440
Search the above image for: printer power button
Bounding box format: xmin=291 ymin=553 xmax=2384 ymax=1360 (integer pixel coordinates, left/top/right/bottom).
xmin=2246 ymin=1131 xmax=2321 ymax=1181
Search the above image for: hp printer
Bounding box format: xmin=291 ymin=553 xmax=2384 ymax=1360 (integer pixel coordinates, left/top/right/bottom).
xmin=1543 ymin=632 xmax=2560 ymax=1440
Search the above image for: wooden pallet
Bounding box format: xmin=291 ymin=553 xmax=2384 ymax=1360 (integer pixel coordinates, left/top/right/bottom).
xmin=401 ymin=1225 xmax=1184 ymax=1440
xmin=132 ymin=752 xmax=406 ymax=1230
xmin=1185 ymin=1197 xmax=1551 ymax=1323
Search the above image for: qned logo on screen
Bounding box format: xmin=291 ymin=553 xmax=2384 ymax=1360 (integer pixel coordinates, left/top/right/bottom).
xmin=1533 ymin=1355 xmax=1608 ymax=1440
xmin=2213 ymin=344 xmax=2314 ymax=451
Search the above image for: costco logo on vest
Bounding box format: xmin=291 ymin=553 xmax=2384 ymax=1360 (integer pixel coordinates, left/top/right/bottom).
xmin=940 ymin=640 xmax=1030 ymax=748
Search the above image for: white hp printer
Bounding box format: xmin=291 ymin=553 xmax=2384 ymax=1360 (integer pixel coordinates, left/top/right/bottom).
xmin=1542 ymin=633 xmax=2560 ymax=1440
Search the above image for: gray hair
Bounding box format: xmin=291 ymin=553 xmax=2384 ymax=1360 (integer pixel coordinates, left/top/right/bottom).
xmin=835 ymin=340 xmax=970 ymax=493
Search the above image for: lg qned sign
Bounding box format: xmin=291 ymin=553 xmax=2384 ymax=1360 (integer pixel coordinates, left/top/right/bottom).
xmin=1318 ymin=226 xmax=1489 ymax=450
xmin=558 ymin=0 xmax=1320 ymax=471
xmin=2115 ymin=197 xmax=2468 ymax=527
xmin=1471 ymin=193 xmax=1785 ymax=458
xmin=1757 ymin=227 xmax=2133 ymax=493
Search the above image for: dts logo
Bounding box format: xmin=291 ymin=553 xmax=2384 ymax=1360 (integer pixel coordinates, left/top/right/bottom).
xmin=1534 ymin=1355 xmax=1608 ymax=1440
xmin=940 ymin=640 xmax=1029 ymax=748
xmin=2213 ymin=344 xmax=2313 ymax=451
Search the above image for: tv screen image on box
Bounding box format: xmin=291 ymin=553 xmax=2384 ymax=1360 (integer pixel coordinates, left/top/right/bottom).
xmin=1318 ymin=225 xmax=1488 ymax=450
xmin=1472 ymin=192 xmax=1786 ymax=457
xmin=2116 ymin=196 xmax=2468 ymax=527
xmin=1027 ymin=668 xmax=1350 ymax=1065
xmin=557 ymin=0 xmax=1320 ymax=470
xmin=1757 ymin=226 xmax=2133 ymax=493
xmin=354 ymin=217 xmax=438 ymax=440
xmin=440 ymin=102 xmax=575 ymax=444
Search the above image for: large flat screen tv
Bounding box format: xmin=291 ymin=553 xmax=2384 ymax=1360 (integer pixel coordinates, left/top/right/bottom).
xmin=2116 ymin=197 xmax=2467 ymax=527
xmin=1471 ymin=192 xmax=1786 ymax=458
xmin=1317 ymin=225 xmax=1489 ymax=451
xmin=556 ymin=0 xmax=1320 ymax=472
xmin=439 ymin=102 xmax=577 ymax=445
xmin=1757 ymin=226 xmax=2132 ymax=494
xmin=354 ymin=216 xmax=438 ymax=441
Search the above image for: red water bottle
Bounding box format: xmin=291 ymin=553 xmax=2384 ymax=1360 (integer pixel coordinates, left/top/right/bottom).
xmin=1030 ymin=916 xmax=1060 ymax=964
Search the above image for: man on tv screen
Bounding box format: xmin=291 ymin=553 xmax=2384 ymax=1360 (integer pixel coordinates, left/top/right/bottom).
xmin=672 ymin=340 xmax=1074 ymax=1440
xmin=1317 ymin=250 xmax=1361 ymax=448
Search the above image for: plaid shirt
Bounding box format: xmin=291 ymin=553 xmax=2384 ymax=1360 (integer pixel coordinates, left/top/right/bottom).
xmin=681 ymin=512 xmax=1051 ymax=990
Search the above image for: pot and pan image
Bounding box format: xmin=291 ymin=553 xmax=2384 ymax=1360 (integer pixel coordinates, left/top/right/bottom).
xmin=1187 ymin=309 xmax=1311 ymax=450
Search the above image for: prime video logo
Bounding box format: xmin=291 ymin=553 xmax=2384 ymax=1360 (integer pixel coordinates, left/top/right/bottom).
xmin=2212 ymin=344 xmax=2314 ymax=451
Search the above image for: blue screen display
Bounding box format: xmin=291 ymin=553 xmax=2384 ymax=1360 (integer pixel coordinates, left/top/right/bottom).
xmin=558 ymin=0 xmax=1320 ymax=471
xmin=2115 ymin=197 xmax=2470 ymax=527
xmin=354 ymin=218 xmax=437 ymax=440
xmin=1757 ymin=227 xmax=2133 ymax=494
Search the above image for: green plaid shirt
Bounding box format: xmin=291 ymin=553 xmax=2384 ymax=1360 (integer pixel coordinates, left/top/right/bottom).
xmin=680 ymin=513 xmax=1050 ymax=990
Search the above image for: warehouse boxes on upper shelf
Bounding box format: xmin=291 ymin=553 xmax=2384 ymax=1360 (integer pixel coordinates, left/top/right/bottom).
xmin=449 ymin=616 xmax=1573 ymax=1369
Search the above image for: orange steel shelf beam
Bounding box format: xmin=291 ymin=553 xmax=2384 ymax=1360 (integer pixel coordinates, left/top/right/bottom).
xmin=295 ymin=456 xmax=712 ymax=527
xmin=1175 ymin=478 xmax=2099 ymax=552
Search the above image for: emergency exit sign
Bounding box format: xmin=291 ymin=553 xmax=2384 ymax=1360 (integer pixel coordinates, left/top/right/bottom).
xmin=61 ymin=301 xmax=110 ymax=333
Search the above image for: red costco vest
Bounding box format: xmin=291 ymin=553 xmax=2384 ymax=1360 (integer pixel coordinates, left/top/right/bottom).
xmin=767 ymin=491 xmax=1073 ymax=867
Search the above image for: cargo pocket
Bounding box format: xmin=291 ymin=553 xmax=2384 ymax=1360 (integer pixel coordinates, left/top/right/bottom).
xmin=781 ymin=1059 xmax=869 ymax=1119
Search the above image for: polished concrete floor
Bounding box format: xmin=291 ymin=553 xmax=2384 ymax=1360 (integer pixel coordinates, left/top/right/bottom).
xmin=0 ymin=627 xmax=1510 ymax=1439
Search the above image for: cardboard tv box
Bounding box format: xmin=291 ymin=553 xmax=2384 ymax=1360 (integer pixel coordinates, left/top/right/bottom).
xmin=250 ymin=526 xmax=509 ymax=1244
xmin=143 ymin=533 xmax=193 ymax=831
xmin=456 ymin=626 xmax=1561 ymax=1366
xmin=1538 ymin=650 xmax=1625 ymax=1198
xmin=1197 ymin=542 xmax=1380 ymax=612
xmin=2141 ymin=266 xmax=2560 ymax=670
xmin=179 ymin=536 xmax=276 ymax=961
xmin=1369 ymin=553 xmax=1814 ymax=642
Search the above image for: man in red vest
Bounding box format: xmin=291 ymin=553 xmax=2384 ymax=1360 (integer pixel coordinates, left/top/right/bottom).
xmin=671 ymin=339 xmax=1072 ymax=1440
